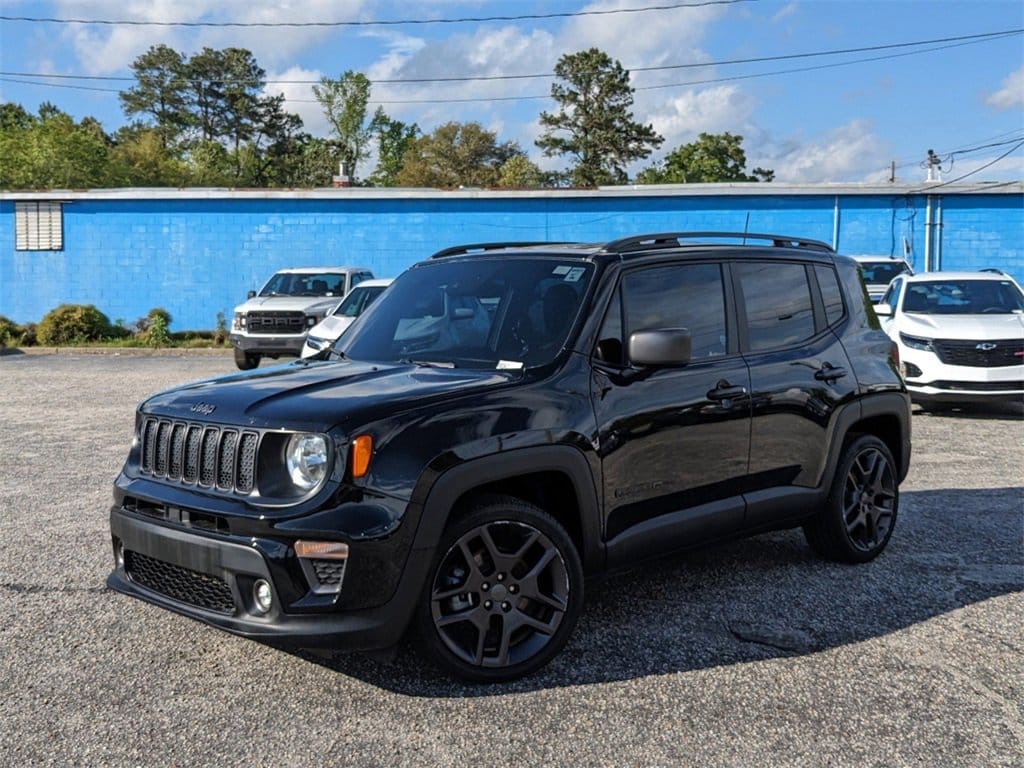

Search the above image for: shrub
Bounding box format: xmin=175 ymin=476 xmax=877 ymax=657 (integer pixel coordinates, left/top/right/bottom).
xmin=145 ymin=312 xmax=171 ymax=348
xmin=37 ymin=304 xmax=115 ymax=345
xmin=0 ymin=315 xmax=17 ymax=347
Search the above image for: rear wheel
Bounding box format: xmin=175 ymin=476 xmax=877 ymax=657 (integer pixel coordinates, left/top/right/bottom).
xmin=233 ymin=348 xmax=260 ymax=370
xmin=418 ymin=495 xmax=583 ymax=682
xmin=803 ymin=435 xmax=899 ymax=563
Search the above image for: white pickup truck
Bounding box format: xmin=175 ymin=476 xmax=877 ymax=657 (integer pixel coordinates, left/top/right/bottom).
xmin=229 ymin=266 xmax=373 ymax=369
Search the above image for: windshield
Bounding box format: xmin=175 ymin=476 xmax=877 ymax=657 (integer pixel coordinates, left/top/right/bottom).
xmin=339 ymin=258 xmax=594 ymax=369
xmin=901 ymin=279 xmax=1024 ymax=315
xmin=259 ymin=272 xmax=347 ymax=297
xmin=332 ymin=285 xmax=388 ymax=317
xmin=858 ymin=261 xmax=910 ymax=284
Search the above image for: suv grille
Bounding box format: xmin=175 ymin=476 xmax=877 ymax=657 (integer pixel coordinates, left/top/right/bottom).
xmin=140 ymin=418 xmax=259 ymax=494
xmin=125 ymin=550 xmax=235 ymax=614
xmin=932 ymin=339 xmax=1024 ymax=368
xmin=245 ymin=310 xmax=306 ymax=335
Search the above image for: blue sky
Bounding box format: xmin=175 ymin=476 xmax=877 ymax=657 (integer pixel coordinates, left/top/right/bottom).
xmin=1 ymin=0 xmax=1022 ymax=183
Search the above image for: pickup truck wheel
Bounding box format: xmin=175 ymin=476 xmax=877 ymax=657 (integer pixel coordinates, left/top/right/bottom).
xmin=233 ymin=349 xmax=260 ymax=370
xmin=419 ymin=496 xmax=583 ymax=682
xmin=803 ymin=435 xmax=898 ymax=563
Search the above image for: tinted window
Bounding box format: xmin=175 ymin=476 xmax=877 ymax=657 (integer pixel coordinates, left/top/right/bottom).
xmin=622 ymin=263 xmax=727 ymax=360
xmin=595 ymin=286 xmax=624 ymax=366
xmin=259 ymin=272 xmax=346 ymax=297
xmin=736 ymin=262 xmax=815 ymax=351
xmin=333 ymin=285 xmax=388 ymax=317
xmin=341 ymin=258 xmax=593 ymax=369
xmin=815 ymin=265 xmax=845 ymax=325
xmin=858 ymin=260 xmax=910 ymax=284
xmin=901 ymin=279 xmax=1024 ymax=315
xmin=884 ymin=279 xmax=902 ymax=313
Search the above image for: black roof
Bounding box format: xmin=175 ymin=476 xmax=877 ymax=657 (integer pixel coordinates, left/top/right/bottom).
xmin=429 ymin=231 xmax=836 ymax=262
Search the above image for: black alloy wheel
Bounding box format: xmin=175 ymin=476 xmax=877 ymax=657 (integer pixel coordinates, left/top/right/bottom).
xmin=841 ymin=445 xmax=897 ymax=553
xmin=420 ymin=496 xmax=582 ymax=682
xmin=804 ymin=434 xmax=899 ymax=563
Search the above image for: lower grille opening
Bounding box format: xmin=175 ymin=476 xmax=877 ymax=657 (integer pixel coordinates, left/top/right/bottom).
xmin=125 ymin=550 xmax=235 ymax=614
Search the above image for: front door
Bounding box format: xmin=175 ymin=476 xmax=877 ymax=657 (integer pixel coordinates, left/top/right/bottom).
xmin=591 ymin=261 xmax=751 ymax=568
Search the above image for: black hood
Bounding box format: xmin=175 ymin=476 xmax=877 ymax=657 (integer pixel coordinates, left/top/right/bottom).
xmin=141 ymin=359 xmax=517 ymax=432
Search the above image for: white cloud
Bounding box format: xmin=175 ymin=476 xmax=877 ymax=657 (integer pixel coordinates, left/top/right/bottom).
xmin=771 ymin=2 xmax=799 ymax=23
xmin=54 ymin=0 xmax=362 ymax=74
xmin=646 ymin=85 xmax=758 ymax=153
xmin=262 ymin=66 xmax=325 ymax=136
xmin=757 ymin=120 xmax=887 ymax=183
xmin=985 ymin=66 xmax=1024 ymax=110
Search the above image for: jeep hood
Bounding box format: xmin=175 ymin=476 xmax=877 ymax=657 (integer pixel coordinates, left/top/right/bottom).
xmin=141 ymin=359 xmax=516 ymax=431
xmin=899 ymin=311 xmax=1024 ymax=340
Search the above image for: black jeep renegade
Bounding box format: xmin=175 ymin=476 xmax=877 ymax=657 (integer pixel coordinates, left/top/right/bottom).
xmin=108 ymin=232 xmax=911 ymax=682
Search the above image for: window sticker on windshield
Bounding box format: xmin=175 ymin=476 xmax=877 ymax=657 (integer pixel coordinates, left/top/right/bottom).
xmin=552 ymin=266 xmax=571 ymax=276
xmin=564 ymin=267 xmax=586 ymax=283
xmin=497 ymin=360 xmax=524 ymax=370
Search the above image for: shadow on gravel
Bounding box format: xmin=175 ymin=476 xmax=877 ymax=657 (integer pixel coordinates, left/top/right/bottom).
xmin=277 ymin=486 xmax=1023 ymax=697
xmin=915 ymin=401 xmax=1024 ymax=419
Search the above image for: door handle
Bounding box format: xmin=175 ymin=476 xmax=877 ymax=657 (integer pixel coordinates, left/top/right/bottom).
xmin=814 ymin=364 xmax=848 ymax=382
xmin=707 ymin=383 xmax=748 ymax=401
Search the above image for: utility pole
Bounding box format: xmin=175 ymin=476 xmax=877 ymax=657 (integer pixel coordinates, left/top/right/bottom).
xmin=925 ymin=149 xmax=942 ymax=182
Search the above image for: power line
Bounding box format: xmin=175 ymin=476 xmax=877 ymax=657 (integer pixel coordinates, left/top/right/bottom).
xmin=910 ymin=140 xmax=1024 ymax=193
xmin=1 ymin=28 xmax=1019 ymax=87
xmin=0 ymin=0 xmax=755 ymax=28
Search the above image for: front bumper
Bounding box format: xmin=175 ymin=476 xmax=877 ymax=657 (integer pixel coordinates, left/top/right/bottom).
xmin=901 ymin=347 xmax=1024 ymax=403
xmin=230 ymin=332 xmax=307 ymax=356
xmin=108 ymin=505 xmax=430 ymax=651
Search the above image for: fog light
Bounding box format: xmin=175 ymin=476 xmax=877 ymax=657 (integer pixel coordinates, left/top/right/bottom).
xmin=253 ymin=579 xmax=273 ymax=614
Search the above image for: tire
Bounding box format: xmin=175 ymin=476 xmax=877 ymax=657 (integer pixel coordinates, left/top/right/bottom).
xmin=803 ymin=434 xmax=899 ymax=563
xmin=233 ymin=348 xmax=260 ymax=370
xmin=417 ymin=495 xmax=584 ymax=683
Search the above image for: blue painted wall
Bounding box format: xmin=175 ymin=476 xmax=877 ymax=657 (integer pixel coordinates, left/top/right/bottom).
xmin=1 ymin=190 xmax=1020 ymax=329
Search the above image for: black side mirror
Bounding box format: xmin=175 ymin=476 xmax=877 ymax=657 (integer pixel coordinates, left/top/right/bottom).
xmin=247 ymin=290 xmax=257 ymax=299
xmin=628 ymin=329 xmax=692 ymax=367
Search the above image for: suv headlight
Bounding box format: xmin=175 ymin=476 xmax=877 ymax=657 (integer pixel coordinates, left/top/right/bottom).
xmin=899 ymin=333 xmax=934 ymax=352
xmin=286 ymin=433 xmax=328 ymax=491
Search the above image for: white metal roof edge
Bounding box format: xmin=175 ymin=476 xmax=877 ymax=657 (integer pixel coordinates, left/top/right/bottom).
xmin=1 ymin=181 xmax=1020 ymax=201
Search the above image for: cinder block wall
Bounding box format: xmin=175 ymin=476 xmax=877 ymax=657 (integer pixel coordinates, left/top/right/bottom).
xmin=1 ymin=188 xmax=1020 ymax=330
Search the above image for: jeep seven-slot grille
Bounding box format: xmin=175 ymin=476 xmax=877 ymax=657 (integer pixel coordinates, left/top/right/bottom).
xmin=125 ymin=550 xmax=235 ymax=614
xmin=245 ymin=310 xmax=305 ymax=335
xmin=932 ymin=339 xmax=1024 ymax=368
xmin=140 ymin=418 xmax=258 ymax=494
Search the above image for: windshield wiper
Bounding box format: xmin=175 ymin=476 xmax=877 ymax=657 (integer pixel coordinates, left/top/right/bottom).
xmin=400 ymin=358 xmax=456 ymax=368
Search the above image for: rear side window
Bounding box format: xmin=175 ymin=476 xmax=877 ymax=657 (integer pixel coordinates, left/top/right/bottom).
xmin=814 ymin=265 xmax=846 ymax=326
xmin=622 ymin=263 xmax=728 ymax=360
xmin=735 ymin=262 xmax=815 ymax=351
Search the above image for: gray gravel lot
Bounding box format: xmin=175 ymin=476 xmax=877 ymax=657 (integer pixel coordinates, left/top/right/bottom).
xmin=0 ymin=352 xmax=1021 ymax=767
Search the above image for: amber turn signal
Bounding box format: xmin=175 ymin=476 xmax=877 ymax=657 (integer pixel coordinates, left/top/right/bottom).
xmin=294 ymin=540 xmax=350 ymax=560
xmin=351 ymin=434 xmax=373 ymax=478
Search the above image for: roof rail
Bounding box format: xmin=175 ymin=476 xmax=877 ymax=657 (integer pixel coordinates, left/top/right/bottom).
xmin=602 ymin=231 xmax=835 ymax=254
xmin=429 ymin=241 xmax=570 ymax=259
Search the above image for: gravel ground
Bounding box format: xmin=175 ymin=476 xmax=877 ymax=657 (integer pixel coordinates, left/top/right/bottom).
xmin=0 ymin=353 xmax=1021 ymax=767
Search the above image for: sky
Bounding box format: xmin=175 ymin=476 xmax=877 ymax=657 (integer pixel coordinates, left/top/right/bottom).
xmin=1 ymin=0 xmax=1022 ymax=184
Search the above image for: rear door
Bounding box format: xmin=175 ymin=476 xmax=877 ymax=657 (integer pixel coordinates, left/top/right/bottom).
xmin=591 ymin=261 xmax=751 ymax=567
xmin=732 ymin=260 xmax=858 ymax=527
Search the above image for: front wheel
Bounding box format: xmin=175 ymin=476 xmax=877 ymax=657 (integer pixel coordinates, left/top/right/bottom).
xmin=418 ymin=496 xmax=583 ymax=682
xmin=233 ymin=348 xmax=260 ymax=370
xmin=803 ymin=435 xmax=899 ymax=563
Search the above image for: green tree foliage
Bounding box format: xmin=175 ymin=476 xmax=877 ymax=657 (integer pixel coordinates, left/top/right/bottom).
xmin=119 ymin=44 xmax=190 ymax=152
xmin=0 ymin=103 xmax=114 ymax=189
xmin=37 ymin=304 xmax=115 ymax=345
xmin=367 ymin=108 xmax=419 ymax=187
xmin=497 ymin=155 xmax=544 ymax=188
xmin=637 ymin=132 xmax=774 ymax=184
xmin=313 ymin=71 xmax=374 ymax=181
xmin=397 ymin=122 xmax=523 ymax=188
xmin=108 ymin=124 xmax=189 ymax=186
xmin=537 ymin=48 xmax=663 ymax=187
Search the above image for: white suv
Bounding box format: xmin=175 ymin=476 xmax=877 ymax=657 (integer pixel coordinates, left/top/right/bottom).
xmin=230 ymin=267 xmax=373 ymax=369
xmin=300 ymin=278 xmax=393 ymax=359
xmin=876 ymin=271 xmax=1024 ymax=408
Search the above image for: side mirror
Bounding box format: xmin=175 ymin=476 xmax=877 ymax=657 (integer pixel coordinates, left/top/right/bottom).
xmin=628 ymin=329 xmax=692 ymax=367
xmin=874 ymin=303 xmax=893 ymax=317
xmin=247 ymin=290 xmax=257 ymax=299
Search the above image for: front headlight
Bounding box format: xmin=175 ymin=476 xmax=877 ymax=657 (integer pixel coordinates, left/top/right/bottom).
xmin=899 ymin=333 xmax=934 ymax=351
xmin=286 ymin=433 xmax=328 ymax=491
